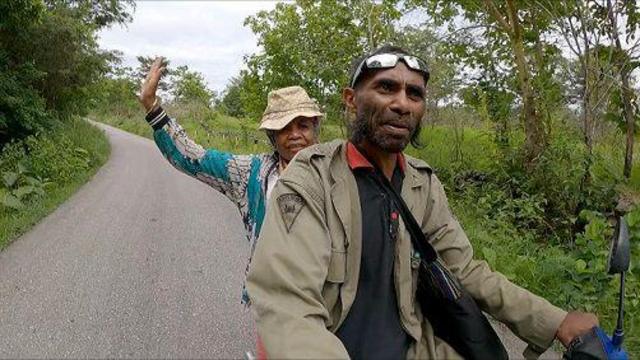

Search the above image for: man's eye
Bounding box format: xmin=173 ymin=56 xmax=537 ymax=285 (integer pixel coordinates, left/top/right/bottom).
xmin=379 ymin=81 xmax=394 ymax=92
xmin=408 ymin=87 xmax=425 ymax=100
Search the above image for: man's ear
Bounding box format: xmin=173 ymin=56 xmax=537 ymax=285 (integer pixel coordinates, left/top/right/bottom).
xmin=342 ymin=87 xmax=357 ymax=114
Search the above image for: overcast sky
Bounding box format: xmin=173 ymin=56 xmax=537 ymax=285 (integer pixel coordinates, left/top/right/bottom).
xmin=97 ymin=1 xmax=280 ymax=93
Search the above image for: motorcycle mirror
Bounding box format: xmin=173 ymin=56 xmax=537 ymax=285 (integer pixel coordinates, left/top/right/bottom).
xmin=607 ymin=216 xmax=631 ymax=274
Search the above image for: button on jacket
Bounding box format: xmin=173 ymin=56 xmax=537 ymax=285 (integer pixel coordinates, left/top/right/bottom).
xmin=247 ymin=139 xmax=567 ymax=359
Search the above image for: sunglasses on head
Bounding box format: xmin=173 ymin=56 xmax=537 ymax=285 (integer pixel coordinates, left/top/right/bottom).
xmin=350 ymin=53 xmax=430 ymax=88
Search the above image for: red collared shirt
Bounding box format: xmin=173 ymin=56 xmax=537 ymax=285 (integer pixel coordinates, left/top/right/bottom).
xmin=346 ymin=142 xmax=406 ymax=173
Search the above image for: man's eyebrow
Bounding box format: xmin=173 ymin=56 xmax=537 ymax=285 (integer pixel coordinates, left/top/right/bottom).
xmin=374 ymin=77 xmax=399 ymax=85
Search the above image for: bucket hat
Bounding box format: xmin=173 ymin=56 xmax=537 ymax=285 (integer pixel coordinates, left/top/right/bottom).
xmin=259 ymin=86 xmax=323 ymax=130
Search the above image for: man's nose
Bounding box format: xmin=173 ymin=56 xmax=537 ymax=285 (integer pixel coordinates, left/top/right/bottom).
xmin=389 ymin=90 xmax=411 ymax=116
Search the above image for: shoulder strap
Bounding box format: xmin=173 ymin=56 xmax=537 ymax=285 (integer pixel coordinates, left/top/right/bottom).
xmin=370 ymin=170 xmax=437 ymax=263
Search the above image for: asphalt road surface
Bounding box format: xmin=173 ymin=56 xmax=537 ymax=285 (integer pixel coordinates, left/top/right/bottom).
xmin=0 ymin=123 xmax=253 ymax=358
xmin=0 ymin=122 xmax=559 ymax=359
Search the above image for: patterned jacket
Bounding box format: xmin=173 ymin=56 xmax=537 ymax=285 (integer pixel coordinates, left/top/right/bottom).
xmin=146 ymin=106 xmax=279 ymax=304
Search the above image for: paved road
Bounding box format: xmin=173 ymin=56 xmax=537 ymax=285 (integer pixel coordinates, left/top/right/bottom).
xmin=0 ymin=123 xmax=253 ymax=358
xmin=0 ymin=122 xmax=559 ymax=359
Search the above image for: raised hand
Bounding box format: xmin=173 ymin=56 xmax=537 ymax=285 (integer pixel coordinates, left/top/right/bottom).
xmin=139 ymin=57 xmax=166 ymax=112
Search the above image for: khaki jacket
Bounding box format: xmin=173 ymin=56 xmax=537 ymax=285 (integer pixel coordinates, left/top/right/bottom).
xmin=246 ymin=140 xmax=567 ymax=359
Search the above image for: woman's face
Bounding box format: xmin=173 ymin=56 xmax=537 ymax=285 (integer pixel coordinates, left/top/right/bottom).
xmin=275 ymin=116 xmax=318 ymax=162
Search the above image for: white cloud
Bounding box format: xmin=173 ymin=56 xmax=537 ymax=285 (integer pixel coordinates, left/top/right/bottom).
xmin=98 ymin=1 xmax=280 ymax=93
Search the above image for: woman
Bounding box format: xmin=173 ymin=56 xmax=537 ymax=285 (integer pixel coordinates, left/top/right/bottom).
xmin=139 ymin=57 xmax=324 ymax=305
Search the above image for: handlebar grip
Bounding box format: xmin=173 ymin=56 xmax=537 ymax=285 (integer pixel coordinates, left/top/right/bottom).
xmin=563 ymin=327 xmax=628 ymax=360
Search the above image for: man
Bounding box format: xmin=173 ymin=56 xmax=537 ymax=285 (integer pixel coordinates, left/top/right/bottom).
xmin=139 ymin=57 xmax=323 ymax=305
xmin=246 ymin=45 xmax=598 ymax=359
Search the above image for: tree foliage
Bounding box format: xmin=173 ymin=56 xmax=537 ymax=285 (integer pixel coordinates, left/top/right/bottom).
xmin=241 ymin=0 xmax=401 ymax=121
xmin=220 ymin=76 xmax=246 ymax=118
xmin=408 ymin=0 xmax=571 ymax=168
xmin=170 ymin=65 xmax=215 ymax=107
xmin=0 ymin=0 xmax=134 ymax=146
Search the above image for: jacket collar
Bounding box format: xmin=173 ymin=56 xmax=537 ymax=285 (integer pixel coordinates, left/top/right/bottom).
xmin=345 ymin=142 xmax=406 ymax=173
xmin=327 ymin=141 xmax=431 ymax=190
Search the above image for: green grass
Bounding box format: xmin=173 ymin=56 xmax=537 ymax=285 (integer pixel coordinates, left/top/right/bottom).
xmin=0 ymin=164 xmax=105 ymax=249
xmin=407 ymin=125 xmax=498 ymax=172
xmin=98 ymin=114 xmax=153 ymax=139
xmin=0 ymin=118 xmax=110 ymax=250
xmin=453 ymin=196 xmax=639 ymax=355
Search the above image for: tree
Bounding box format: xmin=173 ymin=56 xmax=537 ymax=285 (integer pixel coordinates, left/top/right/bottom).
xmin=241 ymin=0 xmax=402 ymax=120
xmin=476 ymin=0 xmax=546 ymax=166
xmin=220 ymin=76 xmax=246 ymax=118
xmin=0 ymin=0 xmax=48 ymax=144
xmin=92 ymin=53 xmax=140 ymax=119
xmin=409 ymin=0 xmax=566 ymax=169
xmin=170 ymin=65 xmax=214 ymax=107
xmin=16 ymin=6 xmax=115 ymax=117
xmin=537 ymin=0 xmax=615 ymax=208
xmin=44 ymin=0 xmax=135 ymax=28
xmin=0 ymin=0 xmax=134 ymax=145
xmin=601 ymin=0 xmax=640 ymax=179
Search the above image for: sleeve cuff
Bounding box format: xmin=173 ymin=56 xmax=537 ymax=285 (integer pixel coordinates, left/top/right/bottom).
xmin=145 ymin=106 xmax=170 ymax=131
xmin=527 ymin=305 xmax=567 ymax=354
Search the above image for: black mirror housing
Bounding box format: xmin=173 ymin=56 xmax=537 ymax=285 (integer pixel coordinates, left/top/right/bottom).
xmin=608 ymin=217 xmax=631 ymax=274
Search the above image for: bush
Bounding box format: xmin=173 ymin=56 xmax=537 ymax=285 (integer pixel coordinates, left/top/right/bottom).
xmin=0 ymin=1 xmax=133 ymax=146
xmin=435 ymin=125 xmax=620 ymax=244
xmin=454 ymin=196 xmax=639 ymax=355
xmin=0 ymin=162 xmax=50 ymax=211
xmin=0 ymin=54 xmax=53 ymax=145
xmin=0 ymin=117 xmax=109 ymax=214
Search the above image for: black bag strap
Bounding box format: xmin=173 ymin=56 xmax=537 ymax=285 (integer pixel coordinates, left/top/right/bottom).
xmin=369 ymin=168 xmax=437 ymax=263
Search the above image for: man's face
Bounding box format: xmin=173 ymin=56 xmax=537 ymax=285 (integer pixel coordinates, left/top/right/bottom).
xmin=345 ymin=62 xmax=426 ymax=153
xmin=275 ymin=116 xmax=318 ymax=161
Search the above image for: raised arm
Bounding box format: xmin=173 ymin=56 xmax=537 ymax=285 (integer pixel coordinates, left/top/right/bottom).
xmin=138 ymin=57 xmax=259 ymax=206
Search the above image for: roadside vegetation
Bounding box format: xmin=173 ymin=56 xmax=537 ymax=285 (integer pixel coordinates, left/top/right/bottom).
xmin=0 ymin=118 xmax=110 ymax=249
xmin=0 ymin=1 xmax=130 ymax=247
xmin=92 ymin=0 xmax=639 ymax=354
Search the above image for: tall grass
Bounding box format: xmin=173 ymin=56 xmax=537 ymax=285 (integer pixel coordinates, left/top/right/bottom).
xmin=0 ymin=117 xmax=110 ymax=249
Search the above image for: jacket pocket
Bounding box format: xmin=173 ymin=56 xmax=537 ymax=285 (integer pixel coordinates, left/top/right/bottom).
xmin=323 ymin=249 xmax=346 ymax=329
xmin=327 ymin=249 xmax=346 ymax=283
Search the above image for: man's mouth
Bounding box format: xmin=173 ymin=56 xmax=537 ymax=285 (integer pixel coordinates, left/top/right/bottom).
xmin=381 ymin=122 xmax=411 ymax=136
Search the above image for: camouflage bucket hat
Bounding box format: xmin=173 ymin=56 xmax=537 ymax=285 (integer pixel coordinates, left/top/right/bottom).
xmin=259 ymin=86 xmax=324 ymax=131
